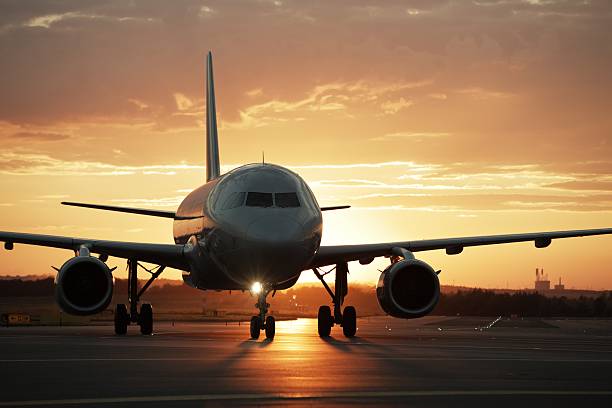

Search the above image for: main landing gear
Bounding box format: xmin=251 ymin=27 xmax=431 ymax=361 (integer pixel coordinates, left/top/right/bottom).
xmin=313 ymin=262 xmax=357 ymax=338
xmin=114 ymin=259 xmax=165 ymax=336
xmin=250 ymin=285 xmax=276 ymax=340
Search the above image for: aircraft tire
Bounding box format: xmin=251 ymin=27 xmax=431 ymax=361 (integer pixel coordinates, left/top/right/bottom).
xmin=139 ymin=303 xmax=153 ymax=335
xmin=317 ymin=305 xmax=332 ymax=337
xmin=114 ymin=304 xmax=129 ymax=335
xmin=250 ymin=316 xmax=261 ymax=339
xmin=265 ymin=316 xmax=275 ymax=340
xmin=342 ymin=306 xmax=357 ymax=338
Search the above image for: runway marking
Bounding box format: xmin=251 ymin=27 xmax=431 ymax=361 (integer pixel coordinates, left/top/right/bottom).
xmin=1 ymin=390 xmax=612 ymax=406
xmin=2 ymin=340 xmax=612 ymax=357
xmin=3 ymin=357 xmax=612 ymax=363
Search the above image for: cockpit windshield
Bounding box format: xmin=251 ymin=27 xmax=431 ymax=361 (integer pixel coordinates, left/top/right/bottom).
xmin=218 ymin=191 xmax=302 ymax=209
xmin=246 ymin=192 xmax=273 ymax=208
xmin=275 ymin=192 xmax=300 ymax=208
xmin=220 ymin=192 xmax=246 ymax=210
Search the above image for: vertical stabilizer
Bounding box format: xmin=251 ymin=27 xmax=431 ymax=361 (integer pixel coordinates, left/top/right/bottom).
xmin=206 ymin=51 xmax=220 ymax=181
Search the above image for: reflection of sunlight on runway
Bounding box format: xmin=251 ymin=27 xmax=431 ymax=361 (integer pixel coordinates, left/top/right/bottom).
xmin=277 ymin=318 xmax=315 ymax=336
xmin=275 ymin=318 xmax=319 ymax=352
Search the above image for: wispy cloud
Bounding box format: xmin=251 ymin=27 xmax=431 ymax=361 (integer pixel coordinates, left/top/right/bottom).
xmin=246 ymin=88 xmax=263 ymax=97
xmin=289 ymin=161 xmax=441 ymax=171
xmin=128 ymin=99 xmax=149 ymax=110
xmin=173 ymin=93 xmax=195 ymax=111
xmin=23 ymin=12 xmax=157 ymax=29
xmin=37 ymin=194 xmax=69 ymax=199
xmin=198 ymin=6 xmax=216 ymax=18
xmin=1 ymin=151 xmax=611 ymax=213
xmin=9 ymin=132 xmax=71 ymax=142
xmin=0 ymin=152 xmax=201 ymax=176
xmin=379 ymin=97 xmax=414 ymax=115
xmin=110 ymin=196 xmax=185 ymax=208
xmin=225 ymin=80 xmax=433 ymax=129
xmin=455 ymin=87 xmax=516 ymax=100
xmin=370 ymin=132 xmax=451 ymax=142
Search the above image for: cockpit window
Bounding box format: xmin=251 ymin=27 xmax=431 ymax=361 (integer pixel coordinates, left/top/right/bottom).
xmin=275 ymin=192 xmax=300 ymax=208
xmin=246 ymin=192 xmax=273 ymax=207
xmin=220 ymin=192 xmax=246 ymax=210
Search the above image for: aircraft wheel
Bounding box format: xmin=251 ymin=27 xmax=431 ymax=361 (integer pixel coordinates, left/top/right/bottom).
xmin=250 ymin=316 xmax=261 ymax=339
xmin=114 ymin=304 xmax=129 ymax=335
xmin=342 ymin=306 xmax=357 ymax=338
xmin=318 ymin=305 xmax=332 ymax=337
xmin=265 ymin=316 xmax=275 ymax=340
xmin=139 ymin=303 xmax=153 ymax=335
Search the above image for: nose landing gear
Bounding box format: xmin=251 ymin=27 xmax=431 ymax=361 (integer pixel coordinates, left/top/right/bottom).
xmin=250 ymin=286 xmax=275 ymax=340
xmin=313 ymin=262 xmax=357 ymax=338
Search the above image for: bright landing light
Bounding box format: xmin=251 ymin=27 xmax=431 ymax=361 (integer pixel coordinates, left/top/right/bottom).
xmin=251 ymin=281 xmax=262 ymax=294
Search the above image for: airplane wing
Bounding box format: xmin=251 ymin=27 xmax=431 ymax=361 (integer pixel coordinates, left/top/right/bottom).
xmin=61 ymin=201 xmax=200 ymax=220
xmin=310 ymin=227 xmax=612 ymax=268
xmin=0 ymin=231 xmax=188 ymax=270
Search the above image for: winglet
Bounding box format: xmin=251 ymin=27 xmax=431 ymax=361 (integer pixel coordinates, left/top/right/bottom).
xmin=206 ymin=51 xmax=221 ymax=182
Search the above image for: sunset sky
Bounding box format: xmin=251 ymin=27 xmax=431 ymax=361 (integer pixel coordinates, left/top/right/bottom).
xmin=1 ymin=0 xmax=612 ymax=289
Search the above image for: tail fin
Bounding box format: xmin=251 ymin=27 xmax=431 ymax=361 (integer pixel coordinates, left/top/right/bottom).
xmin=206 ymin=51 xmax=220 ymax=181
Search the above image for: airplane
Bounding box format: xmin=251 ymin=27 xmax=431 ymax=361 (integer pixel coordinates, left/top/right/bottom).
xmin=2 ymin=52 xmax=612 ymax=340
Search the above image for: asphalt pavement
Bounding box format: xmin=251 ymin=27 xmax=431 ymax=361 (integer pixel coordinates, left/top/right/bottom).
xmin=1 ymin=316 xmax=612 ymax=407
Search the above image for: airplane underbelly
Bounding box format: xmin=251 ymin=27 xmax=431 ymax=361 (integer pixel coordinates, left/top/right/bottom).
xmin=214 ymin=244 xmax=307 ymax=287
xmin=207 ymin=228 xmax=312 ymax=288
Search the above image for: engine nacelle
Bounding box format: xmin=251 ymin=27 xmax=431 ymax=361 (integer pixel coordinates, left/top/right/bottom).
xmin=55 ymin=256 xmax=114 ymax=316
xmin=376 ymin=258 xmax=440 ymax=319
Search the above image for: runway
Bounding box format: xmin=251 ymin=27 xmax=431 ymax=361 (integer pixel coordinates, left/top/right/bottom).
xmin=1 ymin=316 xmax=612 ymax=407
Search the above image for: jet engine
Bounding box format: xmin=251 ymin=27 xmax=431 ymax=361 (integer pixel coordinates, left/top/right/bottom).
xmin=376 ymin=258 xmax=440 ymax=319
xmin=55 ymin=256 xmax=114 ymax=315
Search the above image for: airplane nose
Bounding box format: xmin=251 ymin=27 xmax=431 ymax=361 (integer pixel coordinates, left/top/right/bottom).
xmin=246 ymin=216 xmax=305 ymax=244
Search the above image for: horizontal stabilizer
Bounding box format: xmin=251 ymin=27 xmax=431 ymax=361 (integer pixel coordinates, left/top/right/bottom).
xmin=321 ymin=205 xmax=351 ymax=211
xmin=61 ymin=202 xmax=199 ymax=220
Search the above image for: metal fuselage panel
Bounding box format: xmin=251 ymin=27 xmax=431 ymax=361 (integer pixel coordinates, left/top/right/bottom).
xmin=173 ymin=164 xmax=323 ymax=290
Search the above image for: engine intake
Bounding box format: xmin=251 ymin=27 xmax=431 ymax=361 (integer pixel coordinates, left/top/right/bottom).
xmin=376 ymin=258 xmax=440 ymax=319
xmin=55 ymin=256 xmax=114 ymax=316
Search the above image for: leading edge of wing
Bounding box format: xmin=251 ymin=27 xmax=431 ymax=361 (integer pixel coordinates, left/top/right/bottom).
xmin=0 ymin=231 xmax=188 ymax=270
xmin=310 ymin=227 xmax=612 ymax=268
xmin=61 ymin=202 xmax=200 ymax=220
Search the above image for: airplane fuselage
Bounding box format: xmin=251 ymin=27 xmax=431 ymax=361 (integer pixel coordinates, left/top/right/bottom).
xmin=173 ymin=163 xmax=323 ymax=291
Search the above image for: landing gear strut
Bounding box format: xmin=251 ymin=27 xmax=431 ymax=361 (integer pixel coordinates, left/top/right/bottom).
xmin=114 ymin=259 xmax=165 ymax=336
xmin=250 ymin=286 xmax=275 ymax=340
xmin=313 ymin=262 xmax=357 ymax=338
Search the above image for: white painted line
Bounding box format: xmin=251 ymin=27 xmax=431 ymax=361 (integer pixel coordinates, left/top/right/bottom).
xmin=1 ymin=390 xmax=612 ymax=406
xmin=2 ymin=357 xmax=612 ymax=363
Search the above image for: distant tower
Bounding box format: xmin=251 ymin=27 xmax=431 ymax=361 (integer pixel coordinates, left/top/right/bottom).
xmin=554 ymin=277 xmax=565 ymax=291
xmin=534 ymin=267 xmax=550 ymax=291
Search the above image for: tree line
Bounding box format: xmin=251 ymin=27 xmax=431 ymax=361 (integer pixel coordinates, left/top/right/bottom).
xmin=2 ymin=278 xmax=612 ymax=317
xmin=433 ymin=289 xmax=612 ymax=317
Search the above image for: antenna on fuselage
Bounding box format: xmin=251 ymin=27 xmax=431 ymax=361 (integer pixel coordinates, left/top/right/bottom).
xmin=206 ymin=51 xmax=220 ymax=182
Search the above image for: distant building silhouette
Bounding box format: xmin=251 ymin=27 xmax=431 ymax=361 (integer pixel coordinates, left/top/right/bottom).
xmin=554 ymin=277 xmax=565 ymax=291
xmin=535 ymin=268 xmax=550 ymax=292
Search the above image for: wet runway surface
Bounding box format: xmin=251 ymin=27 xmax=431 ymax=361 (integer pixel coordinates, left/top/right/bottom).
xmin=1 ymin=316 xmax=612 ymax=407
